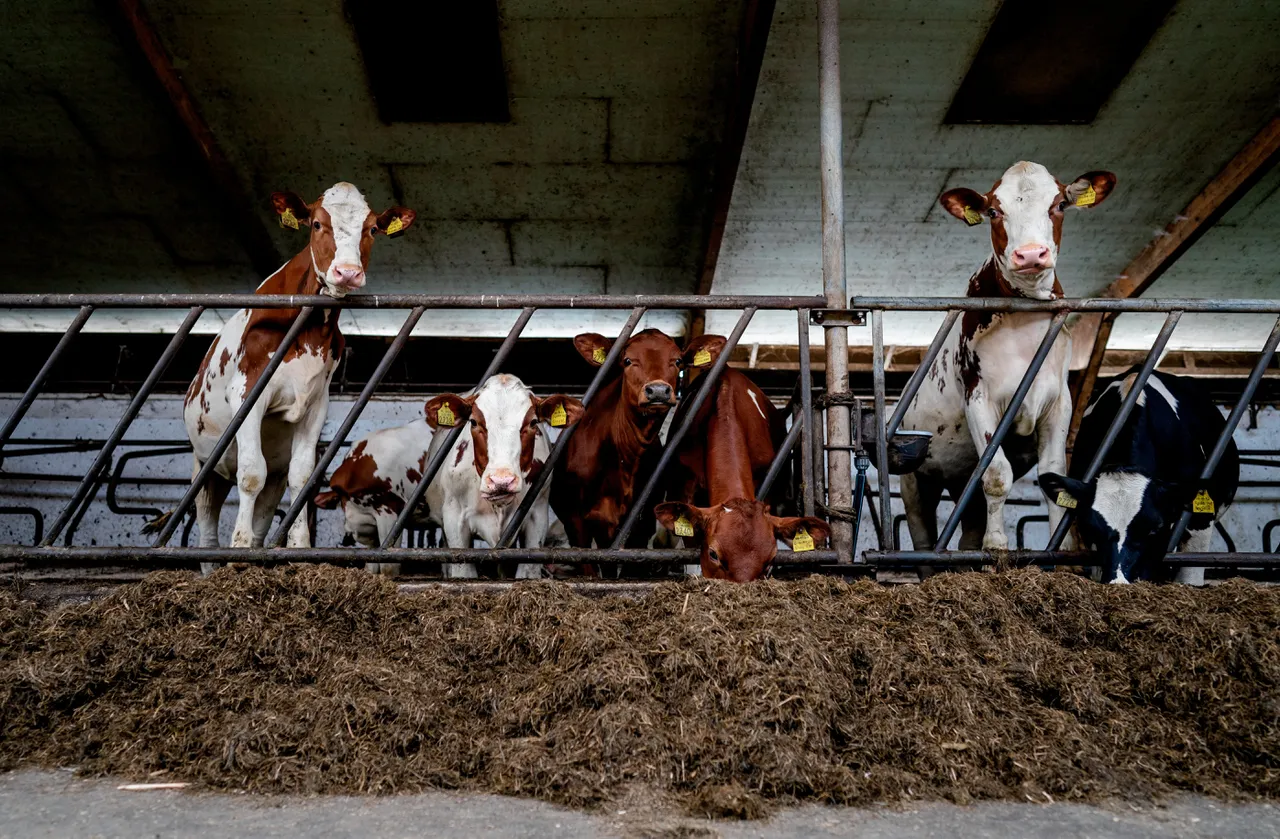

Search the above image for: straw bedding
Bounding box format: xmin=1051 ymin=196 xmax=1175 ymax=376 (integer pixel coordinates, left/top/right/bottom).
xmin=1 ymin=566 xmax=1277 ymax=817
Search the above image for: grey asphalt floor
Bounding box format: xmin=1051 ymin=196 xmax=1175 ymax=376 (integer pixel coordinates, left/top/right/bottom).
xmin=2 ymin=769 xmax=1278 ymax=839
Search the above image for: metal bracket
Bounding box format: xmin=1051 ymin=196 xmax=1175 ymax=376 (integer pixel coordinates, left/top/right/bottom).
xmin=810 ymin=308 xmax=866 ymax=327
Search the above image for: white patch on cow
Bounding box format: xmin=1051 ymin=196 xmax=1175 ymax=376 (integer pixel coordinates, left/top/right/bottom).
xmin=317 ymin=182 xmax=371 ymax=296
xmin=1083 ymin=380 xmax=1121 ymax=417
xmin=1146 ymin=377 xmax=1180 ymax=417
xmin=1093 ymin=472 xmax=1151 ymax=552
xmin=1110 ymin=568 xmax=1130 ymax=585
xmin=471 ymin=374 xmax=538 ymax=500
xmin=991 ymin=161 xmax=1061 ymax=300
xmin=746 ymin=387 xmax=767 ymax=421
xmin=723 ymin=506 xmax=733 ymax=513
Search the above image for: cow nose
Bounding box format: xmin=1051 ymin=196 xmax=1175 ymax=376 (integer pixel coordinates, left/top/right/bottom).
xmin=643 ymin=382 xmax=673 ymax=404
xmin=1010 ymin=245 xmax=1051 ymax=271
xmin=486 ymin=470 xmax=518 ymax=494
xmin=332 ymin=264 xmax=366 ymax=288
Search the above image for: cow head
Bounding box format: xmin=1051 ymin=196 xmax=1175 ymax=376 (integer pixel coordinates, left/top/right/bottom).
xmin=1039 ymin=471 xmax=1193 ymax=584
xmin=940 ymin=162 xmax=1115 ymax=300
xmin=656 ymin=498 xmax=830 ymax=582
xmin=271 ymin=182 xmax=416 ymax=299
xmin=574 ymin=328 xmax=684 ymax=416
xmin=425 ymin=375 xmax=584 ymax=506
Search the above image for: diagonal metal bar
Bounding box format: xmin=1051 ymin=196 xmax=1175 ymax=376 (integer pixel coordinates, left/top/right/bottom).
xmin=0 ymin=305 xmax=94 ymax=453
xmin=43 ymin=306 xmax=204 ymax=545
xmin=382 ymin=307 xmax=538 ymax=549
xmin=1166 ymin=313 xmax=1280 ymax=552
xmin=935 ymin=310 xmax=1069 ymax=550
xmin=871 ymin=309 xmax=891 ymax=552
xmin=497 ymin=307 xmax=648 ymax=548
xmin=885 ymin=310 xmax=959 ymax=440
xmin=268 ymin=306 xmax=426 ymax=547
xmin=1046 ymin=310 xmax=1182 ymax=550
xmin=611 ymin=307 xmax=757 ymax=548
xmin=757 ymin=411 xmax=804 ymax=499
xmin=797 ymin=308 xmax=815 ymax=516
xmin=152 ymin=307 xmax=314 ymax=547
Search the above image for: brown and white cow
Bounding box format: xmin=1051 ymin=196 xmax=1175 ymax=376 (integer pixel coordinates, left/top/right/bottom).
xmin=550 ymin=328 xmax=684 ymax=549
xmin=657 ymin=335 xmax=829 ymax=581
xmin=899 ymin=161 xmax=1114 ymax=552
xmin=184 ymin=182 xmax=414 ymax=559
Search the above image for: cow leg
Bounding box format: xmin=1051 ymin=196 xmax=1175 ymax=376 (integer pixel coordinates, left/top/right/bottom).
xmin=964 ymin=395 xmax=1013 ymax=550
xmin=514 ymin=503 xmax=550 ymax=579
xmin=195 ymin=460 xmax=232 ymax=575
xmin=284 ymin=406 xmax=328 ymax=549
xmin=901 ymin=471 xmax=943 ymax=578
xmin=368 ymin=511 xmax=402 ymax=578
xmin=1174 ymin=525 xmax=1211 ymax=586
xmin=442 ymin=504 xmax=478 ymax=579
xmin=1036 ymin=393 xmax=1073 ymax=550
xmin=230 ymin=404 xmax=269 ymax=548
xmin=250 ymin=472 xmax=287 ymax=548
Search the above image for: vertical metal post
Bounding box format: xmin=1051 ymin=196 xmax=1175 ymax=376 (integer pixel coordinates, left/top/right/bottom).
xmin=871 ymin=309 xmax=891 ymax=552
xmin=0 ymin=305 xmax=94 ymax=452
xmin=268 ymin=306 xmax=427 ymax=547
xmin=1166 ymin=314 xmax=1280 ymax=550
xmin=817 ymin=0 xmax=853 ymax=559
xmin=611 ymin=307 xmax=757 ymax=547
xmin=497 ymin=307 xmax=648 ymax=548
xmin=42 ymin=306 xmax=204 ymax=545
xmin=797 ymin=309 xmax=815 ymax=516
xmin=1046 ymin=310 xmax=1182 ymax=550
xmin=382 ymin=307 xmax=538 ymax=548
xmin=152 ymin=307 xmax=315 ymax=547
xmin=934 ymin=310 xmax=1068 ymax=550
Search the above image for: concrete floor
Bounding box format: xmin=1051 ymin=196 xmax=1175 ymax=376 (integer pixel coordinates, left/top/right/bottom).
xmin=2 ymin=770 xmax=1278 ymax=839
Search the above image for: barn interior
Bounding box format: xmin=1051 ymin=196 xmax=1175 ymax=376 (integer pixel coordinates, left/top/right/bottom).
xmin=1 ymin=0 xmax=1279 ymax=555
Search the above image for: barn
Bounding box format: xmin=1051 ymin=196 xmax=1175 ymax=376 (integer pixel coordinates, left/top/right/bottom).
xmin=1 ymin=0 xmax=1280 ymax=830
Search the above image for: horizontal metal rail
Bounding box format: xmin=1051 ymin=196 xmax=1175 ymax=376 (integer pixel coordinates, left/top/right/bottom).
xmin=865 ymin=551 xmax=1280 ymax=568
xmin=0 ymin=294 xmax=826 ymax=310
xmin=849 ymin=297 xmax=1280 ymax=313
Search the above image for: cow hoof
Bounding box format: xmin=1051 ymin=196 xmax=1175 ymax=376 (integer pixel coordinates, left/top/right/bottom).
xmin=364 ymin=563 xmax=381 ymax=575
xmin=199 ymin=562 xmax=223 ymax=576
xmin=982 ymin=535 xmax=1008 ymax=551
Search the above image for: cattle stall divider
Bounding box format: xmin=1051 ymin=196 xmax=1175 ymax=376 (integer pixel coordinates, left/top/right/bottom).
xmin=4 ymin=293 xmax=1280 ymax=578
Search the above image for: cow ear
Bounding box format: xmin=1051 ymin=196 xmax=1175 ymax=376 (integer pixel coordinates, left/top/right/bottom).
xmin=940 ymin=188 xmax=987 ymax=226
xmin=769 ymin=515 xmax=831 ymax=549
xmin=1039 ymin=472 xmax=1093 ymax=509
xmin=655 ymin=502 xmax=705 ymax=541
xmin=1064 ymin=172 xmax=1116 ymax=210
xmin=271 ymin=191 xmax=311 ymax=230
xmin=536 ymin=394 xmax=585 ymax=428
xmin=424 ymin=394 xmax=472 ymax=430
xmin=574 ymin=333 xmax=613 ymax=367
xmin=683 ymin=335 xmax=727 ymax=370
xmin=376 ymin=207 xmax=416 ymax=238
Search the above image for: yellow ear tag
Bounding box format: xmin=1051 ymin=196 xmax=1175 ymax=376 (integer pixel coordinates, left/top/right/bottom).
xmin=693 ymin=348 xmax=712 ymax=367
xmin=792 ymin=527 xmax=815 ymax=552
xmin=674 ymin=515 xmax=694 ymax=538
xmin=1192 ymin=489 xmax=1215 ymax=514
xmin=592 ymin=347 xmax=607 ymax=364
xmin=384 ymin=216 xmax=404 ymax=236
xmin=1075 ymin=184 xmax=1097 ymax=207
xmin=1055 ymin=491 xmax=1077 ymax=509
xmin=279 ymin=208 xmax=299 ymax=230
xmin=436 ymin=403 xmax=456 ymax=427
xmin=962 ymin=207 xmax=983 ymax=226
xmin=549 ymin=403 xmax=567 ymax=427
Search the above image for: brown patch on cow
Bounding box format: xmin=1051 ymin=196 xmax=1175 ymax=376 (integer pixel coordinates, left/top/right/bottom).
xmin=467 ymin=404 xmax=489 ymax=477
xmin=453 ymin=438 xmax=469 ymax=467
xmin=218 ymin=348 xmax=232 ymax=375
xmin=984 ymin=432 xmax=993 ymax=445
xmin=328 ymin=440 xmax=404 ymax=515
xmin=518 ymin=405 xmax=539 ymax=475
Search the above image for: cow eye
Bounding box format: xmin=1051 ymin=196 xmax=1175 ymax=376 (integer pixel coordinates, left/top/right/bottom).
xmin=622 ymin=358 xmax=632 ymax=367
xmin=708 ymin=548 xmax=722 ymax=565
xmin=674 ymin=358 xmax=684 ymax=368
xmin=368 ymin=226 xmax=378 ymax=235
xmin=468 ymin=418 xmax=477 ymax=428
xmin=1057 ymin=200 xmax=1069 ymax=212
xmin=986 ymin=208 xmax=999 ymax=220
xmin=312 ymin=221 xmax=321 ymax=230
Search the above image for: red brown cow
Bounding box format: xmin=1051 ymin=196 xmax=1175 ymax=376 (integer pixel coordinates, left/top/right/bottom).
xmin=551 ymin=328 xmax=686 ymax=549
xmin=655 ymin=335 xmax=829 ymax=581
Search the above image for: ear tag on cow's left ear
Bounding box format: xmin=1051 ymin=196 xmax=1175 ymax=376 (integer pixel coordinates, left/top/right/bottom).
xmin=792 ymin=527 xmax=815 ymax=552
xmin=1192 ymin=489 xmax=1215 ymax=514
xmin=384 ymin=217 xmax=404 ymax=237
xmin=1075 ymin=185 xmax=1097 ymax=207
xmin=592 ymin=347 xmax=607 ymax=364
xmin=962 ymin=207 xmax=982 ymax=226
xmin=436 ymin=403 xmax=456 ymax=427
xmin=692 ymin=349 xmax=712 ymax=367
xmin=674 ymin=515 xmax=694 ymax=538
xmin=549 ymin=403 xmax=567 ymax=427
xmin=279 ymin=208 xmax=299 ymax=230
xmin=1055 ymin=491 xmax=1077 ymax=509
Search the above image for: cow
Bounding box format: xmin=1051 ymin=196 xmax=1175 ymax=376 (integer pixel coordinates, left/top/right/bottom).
xmin=551 ymin=328 xmax=685 ymax=551
xmin=656 ymin=335 xmax=830 ymax=580
xmin=183 ymin=182 xmax=414 ymax=563
xmin=423 ymin=374 xmax=584 ymax=579
xmin=899 ymin=161 xmax=1116 ymax=555
xmin=1038 ymin=369 xmax=1238 ymax=585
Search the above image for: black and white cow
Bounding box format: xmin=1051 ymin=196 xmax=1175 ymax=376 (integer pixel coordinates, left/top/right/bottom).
xmin=1039 ymin=368 xmax=1239 ymax=585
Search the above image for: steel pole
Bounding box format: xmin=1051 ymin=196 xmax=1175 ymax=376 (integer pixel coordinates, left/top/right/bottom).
xmin=268 ymin=306 xmax=426 ymax=547
xmin=871 ymin=309 xmax=891 ymax=551
xmin=0 ymin=305 xmax=94 ymax=452
xmin=817 ymin=0 xmax=853 ymax=559
xmin=152 ymin=307 xmax=314 ymax=547
xmin=381 ymin=307 xmax=538 ymax=548
xmin=797 ymin=309 xmax=815 ymax=516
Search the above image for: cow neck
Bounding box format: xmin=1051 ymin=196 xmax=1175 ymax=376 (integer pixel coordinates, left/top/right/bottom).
xmin=960 ymin=258 xmax=1064 ymax=339
xmin=597 ymin=377 xmax=665 ymax=463
xmin=245 ymin=247 xmax=343 ymax=357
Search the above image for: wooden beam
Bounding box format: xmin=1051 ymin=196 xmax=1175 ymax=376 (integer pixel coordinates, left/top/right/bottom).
xmin=687 ymin=0 xmax=777 ymax=340
xmin=1066 ymin=116 xmax=1280 ymax=460
xmin=110 ymin=0 xmax=281 ymax=277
